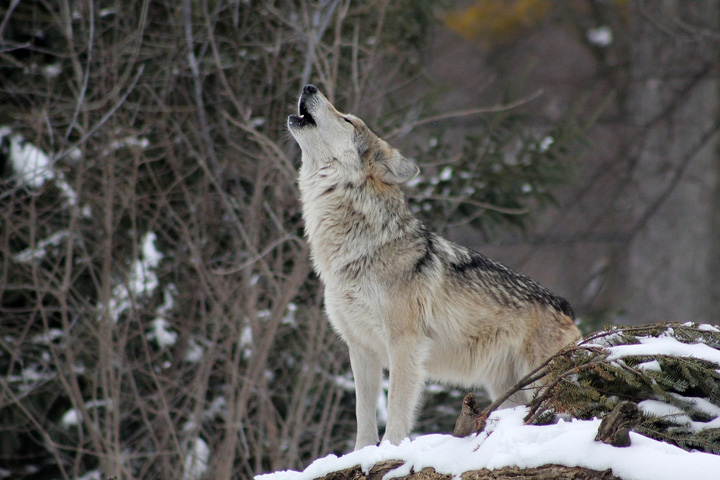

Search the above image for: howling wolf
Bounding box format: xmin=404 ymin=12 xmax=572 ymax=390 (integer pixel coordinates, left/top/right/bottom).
xmin=288 ymin=85 xmax=580 ymax=449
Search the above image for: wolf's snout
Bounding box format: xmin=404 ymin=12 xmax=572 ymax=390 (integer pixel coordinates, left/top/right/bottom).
xmin=300 ymin=84 xmax=319 ymax=110
xmin=288 ymin=85 xmax=320 ymax=130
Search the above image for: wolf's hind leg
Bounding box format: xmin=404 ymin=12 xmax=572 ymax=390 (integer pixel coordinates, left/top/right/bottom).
xmin=349 ymin=344 xmax=382 ymax=449
xmin=382 ymin=334 xmax=428 ymax=445
xmin=486 ymin=363 xmax=532 ymax=409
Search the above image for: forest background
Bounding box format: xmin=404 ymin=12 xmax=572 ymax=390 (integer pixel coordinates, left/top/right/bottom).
xmin=1 ymin=0 xmax=718 ymax=479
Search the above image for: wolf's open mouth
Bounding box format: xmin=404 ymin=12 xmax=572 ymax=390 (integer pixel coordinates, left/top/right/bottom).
xmin=290 ymin=99 xmax=316 ymax=128
xmin=288 ymin=85 xmax=320 ymax=129
xmin=290 ymin=99 xmax=317 ymax=128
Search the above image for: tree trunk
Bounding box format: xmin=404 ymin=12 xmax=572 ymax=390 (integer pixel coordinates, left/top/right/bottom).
xmin=624 ymin=0 xmax=720 ymax=324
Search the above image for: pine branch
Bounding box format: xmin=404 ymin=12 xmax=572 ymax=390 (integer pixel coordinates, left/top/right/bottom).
xmin=517 ymin=323 xmax=720 ymax=454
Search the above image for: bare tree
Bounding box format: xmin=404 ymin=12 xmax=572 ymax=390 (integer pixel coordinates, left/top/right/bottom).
xmin=0 ymin=0 xmax=440 ymax=478
xmin=0 ymin=0 xmax=594 ymax=478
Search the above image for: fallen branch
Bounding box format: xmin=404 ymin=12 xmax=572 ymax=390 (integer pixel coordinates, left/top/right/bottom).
xmin=452 ymin=344 xmax=587 ymax=436
xmin=314 ymin=461 xmax=621 ymax=480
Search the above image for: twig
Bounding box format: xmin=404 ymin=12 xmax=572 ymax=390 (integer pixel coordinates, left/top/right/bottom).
xmin=64 ymin=1 xmax=94 ymax=141
xmin=220 ymin=110 xmax=296 ymax=179
xmin=211 ymin=235 xmax=304 ymax=275
xmin=54 ymin=65 xmax=145 ymax=162
xmin=183 ymin=0 xmax=220 ymax=174
xmin=0 ymin=0 xmax=22 ymax=41
xmin=471 ymin=365 xmax=551 ymax=434
xmin=466 ymin=344 xmax=602 ymax=434
xmin=386 ymin=89 xmax=544 ymax=138
xmin=523 ymin=360 xmax=604 ymax=425
xmin=465 ymin=358 xmax=554 ymax=436
xmin=411 ymin=194 xmax=530 ymax=215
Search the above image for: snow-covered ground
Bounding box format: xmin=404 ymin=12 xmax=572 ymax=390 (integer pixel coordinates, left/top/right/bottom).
xmin=257 ymin=405 xmax=720 ymax=480
xmin=258 ymin=325 xmax=720 ymax=480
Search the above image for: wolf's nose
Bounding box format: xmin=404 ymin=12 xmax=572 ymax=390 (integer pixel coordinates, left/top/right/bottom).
xmin=303 ymin=84 xmax=318 ymax=95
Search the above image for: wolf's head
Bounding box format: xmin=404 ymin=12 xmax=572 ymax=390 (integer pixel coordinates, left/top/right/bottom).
xmin=288 ymin=85 xmax=419 ymax=185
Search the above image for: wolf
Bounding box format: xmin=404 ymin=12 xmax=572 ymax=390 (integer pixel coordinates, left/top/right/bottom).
xmin=288 ymin=84 xmax=580 ymax=449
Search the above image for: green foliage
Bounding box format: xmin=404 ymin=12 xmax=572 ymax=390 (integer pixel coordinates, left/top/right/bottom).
xmin=407 ymin=110 xmax=577 ymax=238
xmin=406 ymin=87 xmax=610 ymax=238
xmin=527 ymin=323 xmax=720 ymax=455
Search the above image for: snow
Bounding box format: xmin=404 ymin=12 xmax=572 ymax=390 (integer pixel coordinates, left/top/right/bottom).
xmin=256 ymin=406 xmax=720 ymax=480
xmin=538 ymin=135 xmax=554 ymax=152
xmin=334 ymin=373 xmax=355 ymax=391
xmin=60 ymin=400 xmax=113 ymax=428
xmin=1 ymin=126 xmax=85 ymax=211
xmin=104 ymin=135 xmax=150 ymax=154
xmin=183 ymin=437 xmax=210 ymax=480
xmin=13 ymin=230 xmax=70 ymax=263
xmin=7 ymin=365 xmax=55 ymax=392
xmin=695 ymin=323 xmax=720 ymax=333
xmin=146 ymin=286 xmax=179 ymax=348
xmin=259 ymin=326 xmax=720 ymax=480
xmin=137 ymin=232 xmax=163 ymax=287
xmin=77 ymin=471 xmax=102 ymax=480
xmin=31 ymin=328 xmax=65 ymax=345
xmin=42 ymin=64 xmax=62 ymax=78
xmin=2 ymin=128 xmax=54 ymax=189
xmin=147 ymin=318 xmax=178 ymax=349
xmin=99 ymin=7 xmax=116 ymax=18
xmin=61 ymin=408 xmax=81 ymax=428
xmin=635 ymin=359 xmax=661 ymax=371
xmin=282 ymin=302 xmax=298 ymax=326
xmin=376 ymin=388 xmax=388 ymax=428
xmin=587 ymin=26 xmax=613 ymax=47
xmin=204 ymin=396 xmax=227 ymax=420
xmin=438 ymin=166 xmax=453 ymax=182
xmin=240 ymin=324 xmax=253 ymax=359
xmin=678 ymin=394 xmax=720 ymax=419
xmin=606 ymin=336 xmax=720 ymax=365
xmin=106 ymin=232 xmax=163 ymax=322
xmin=184 ymin=338 xmax=204 ymax=363
xmin=638 ymin=397 xmax=720 ymax=433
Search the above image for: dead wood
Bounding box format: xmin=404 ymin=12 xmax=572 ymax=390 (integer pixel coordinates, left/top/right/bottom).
xmin=314 ymin=461 xmax=622 ymax=480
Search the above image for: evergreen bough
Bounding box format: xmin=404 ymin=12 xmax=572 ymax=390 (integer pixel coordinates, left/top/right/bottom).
xmin=524 ymin=323 xmax=720 ymax=454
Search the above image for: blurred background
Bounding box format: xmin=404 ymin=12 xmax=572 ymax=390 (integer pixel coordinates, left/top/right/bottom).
xmin=0 ymin=0 xmax=718 ymax=478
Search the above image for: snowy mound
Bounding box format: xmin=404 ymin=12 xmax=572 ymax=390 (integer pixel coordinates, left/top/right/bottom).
xmin=258 ymin=323 xmax=720 ymax=480
xmin=256 ymin=406 xmax=720 ymax=480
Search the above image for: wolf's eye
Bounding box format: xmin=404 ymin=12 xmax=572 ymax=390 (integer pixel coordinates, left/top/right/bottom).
xmin=343 ymin=117 xmax=354 ymax=126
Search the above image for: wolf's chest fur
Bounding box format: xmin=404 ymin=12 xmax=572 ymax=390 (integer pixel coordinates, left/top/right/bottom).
xmin=299 ymin=169 xmax=423 ymax=285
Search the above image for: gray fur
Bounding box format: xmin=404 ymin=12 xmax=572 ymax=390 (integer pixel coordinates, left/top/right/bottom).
xmin=288 ymin=85 xmax=580 ymax=449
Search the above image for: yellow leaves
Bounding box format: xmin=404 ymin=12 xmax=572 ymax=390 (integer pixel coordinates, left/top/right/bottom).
xmin=444 ymin=0 xmax=553 ymax=44
xmin=444 ymin=0 xmax=631 ymax=46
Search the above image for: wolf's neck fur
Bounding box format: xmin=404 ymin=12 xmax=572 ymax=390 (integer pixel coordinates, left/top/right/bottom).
xmin=299 ymin=162 xmax=420 ymax=282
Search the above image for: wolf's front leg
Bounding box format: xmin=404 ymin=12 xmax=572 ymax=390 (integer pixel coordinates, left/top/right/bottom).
xmin=348 ymin=344 xmax=382 ymax=449
xmin=382 ymin=334 xmax=428 ymax=445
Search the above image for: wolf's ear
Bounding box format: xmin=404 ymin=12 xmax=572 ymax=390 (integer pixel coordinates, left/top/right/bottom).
xmin=375 ymin=150 xmax=420 ymax=184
